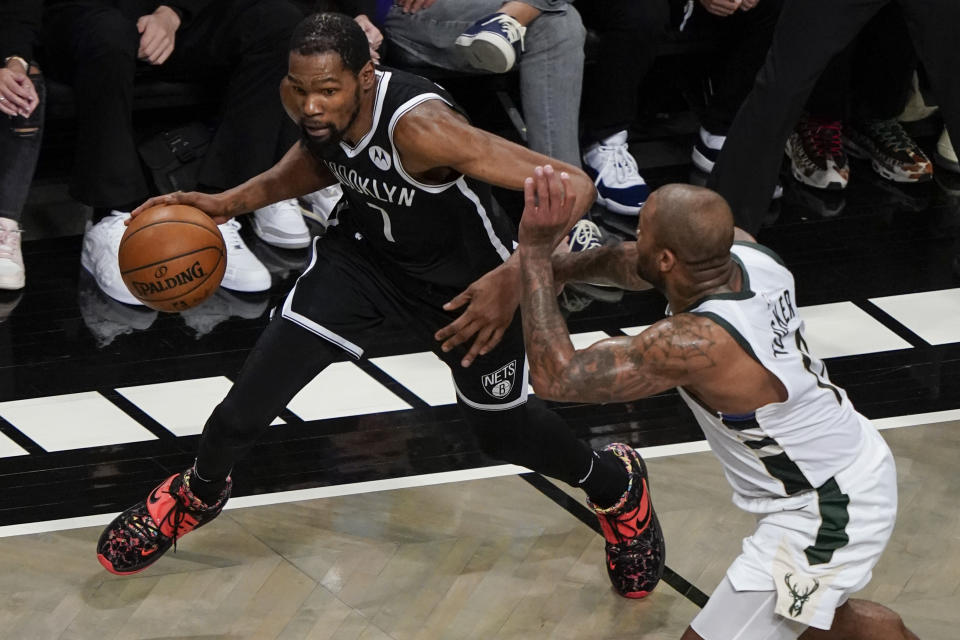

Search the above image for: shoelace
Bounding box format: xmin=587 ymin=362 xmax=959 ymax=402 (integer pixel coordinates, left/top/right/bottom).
xmin=570 ymin=221 xmax=602 ymax=249
xmin=868 ymin=120 xmax=915 ymax=155
xmin=801 ymin=118 xmax=843 ymax=158
xmin=156 ymin=479 xmax=204 ymax=552
xmin=270 ymin=198 xmax=302 ymax=217
xmin=486 ymin=15 xmax=526 ymax=51
xmin=219 ymin=219 xmax=247 ymax=252
xmin=0 ymin=226 xmax=19 ymax=259
xmin=595 ymin=143 xmax=640 ymax=186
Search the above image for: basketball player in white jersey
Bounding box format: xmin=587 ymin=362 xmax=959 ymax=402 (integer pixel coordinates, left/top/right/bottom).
xmin=515 ymin=168 xmax=917 ymax=639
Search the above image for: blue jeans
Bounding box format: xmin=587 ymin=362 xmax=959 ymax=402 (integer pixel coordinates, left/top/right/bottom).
xmin=0 ymin=72 xmax=44 ymax=223
xmin=383 ymin=0 xmax=585 ymax=167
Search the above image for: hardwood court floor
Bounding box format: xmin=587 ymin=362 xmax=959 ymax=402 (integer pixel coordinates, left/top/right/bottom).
xmin=0 ymin=420 xmax=954 ymax=640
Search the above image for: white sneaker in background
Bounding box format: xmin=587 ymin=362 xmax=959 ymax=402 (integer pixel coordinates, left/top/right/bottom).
xmin=218 ymin=219 xmax=271 ymax=292
xmin=251 ymin=199 xmax=311 ymax=249
xmin=299 ymin=184 xmax=343 ymax=228
xmin=691 ymin=126 xmax=726 ymax=174
xmin=80 ymin=211 xmax=143 ymax=306
xmin=583 ymin=131 xmax=649 ymax=216
xmin=0 ymin=217 xmax=25 ymax=290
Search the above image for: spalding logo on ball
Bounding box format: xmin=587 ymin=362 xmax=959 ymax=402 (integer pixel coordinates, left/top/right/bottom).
xmin=118 ymin=204 xmax=226 ymax=312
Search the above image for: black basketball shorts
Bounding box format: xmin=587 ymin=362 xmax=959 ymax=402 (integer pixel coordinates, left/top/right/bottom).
xmin=280 ymin=230 xmax=529 ymax=412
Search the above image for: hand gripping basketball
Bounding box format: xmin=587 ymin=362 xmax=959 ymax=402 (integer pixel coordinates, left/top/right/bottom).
xmin=118 ymin=204 xmax=227 ymax=312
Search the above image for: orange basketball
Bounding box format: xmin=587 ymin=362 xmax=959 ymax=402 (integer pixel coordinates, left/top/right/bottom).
xmin=118 ymin=204 xmax=226 ymax=312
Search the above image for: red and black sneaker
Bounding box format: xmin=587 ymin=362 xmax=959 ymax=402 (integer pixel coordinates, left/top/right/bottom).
xmin=96 ymin=468 xmax=231 ymax=575
xmin=589 ymin=443 xmax=665 ymax=598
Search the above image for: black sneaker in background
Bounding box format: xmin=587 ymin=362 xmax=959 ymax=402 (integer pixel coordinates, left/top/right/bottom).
xmin=845 ymin=118 xmax=933 ymax=183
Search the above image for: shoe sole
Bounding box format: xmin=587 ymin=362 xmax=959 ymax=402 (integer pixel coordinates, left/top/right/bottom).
xmin=626 ymin=449 xmax=666 ymax=599
xmin=844 ymin=137 xmax=932 ymax=183
xmin=454 ymin=33 xmax=515 ymax=74
xmin=786 ymin=138 xmax=847 ymax=191
xmin=691 ymin=146 xmax=716 ymax=174
xmin=96 ymin=552 xmax=157 ymax=576
xmin=0 ymin=274 xmax=25 ymax=290
xmin=935 ymin=151 xmax=960 ymax=174
xmin=567 ymin=282 xmax=624 ymax=304
xmin=251 ymin=219 xmax=311 ymax=249
xmin=595 ymin=194 xmax=641 ymax=217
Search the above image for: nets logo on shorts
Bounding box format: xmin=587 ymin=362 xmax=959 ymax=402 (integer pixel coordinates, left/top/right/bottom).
xmin=482 ymin=360 xmax=517 ymax=399
xmin=369 ymin=145 xmax=392 ymax=171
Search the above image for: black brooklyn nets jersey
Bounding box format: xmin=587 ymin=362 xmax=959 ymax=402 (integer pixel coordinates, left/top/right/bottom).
xmin=322 ymin=68 xmax=515 ymax=289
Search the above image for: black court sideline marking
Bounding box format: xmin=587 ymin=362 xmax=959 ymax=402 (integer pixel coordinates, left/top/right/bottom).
xmin=520 ymin=472 xmax=710 ymax=608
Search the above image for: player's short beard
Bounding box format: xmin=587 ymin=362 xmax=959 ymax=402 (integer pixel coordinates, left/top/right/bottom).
xmin=636 ymin=250 xmax=664 ymax=291
xmin=299 ymin=88 xmax=363 ymax=161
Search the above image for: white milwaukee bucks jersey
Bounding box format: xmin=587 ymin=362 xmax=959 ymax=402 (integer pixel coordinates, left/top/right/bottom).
xmin=675 ymin=242 xmax=868 ymax=510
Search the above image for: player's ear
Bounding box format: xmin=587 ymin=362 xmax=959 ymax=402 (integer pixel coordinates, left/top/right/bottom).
xmin=359 ymin=60 xmax=376 ymax=89
xmin=659 ymin=248 xmax=677 ymax=274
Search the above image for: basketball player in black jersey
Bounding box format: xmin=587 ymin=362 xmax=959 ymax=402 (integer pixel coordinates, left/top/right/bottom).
xmin=96 ymin=12 xmax=665 ymax=601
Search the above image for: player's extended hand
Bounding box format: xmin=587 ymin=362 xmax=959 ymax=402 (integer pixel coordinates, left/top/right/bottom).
xmin=130 ymin=191 xmax=234 ymax=225
xmin=435 ymin=262 xmax=521 ymax=368
xmin=137 ymin=5 xmax=180 ymax=65
xmin=517 ymin=165 xmax=578 ymax=255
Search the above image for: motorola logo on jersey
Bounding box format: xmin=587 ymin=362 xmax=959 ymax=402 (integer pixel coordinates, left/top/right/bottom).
xmin=482 ymin=360 xmax=517 ymax=399
xmin=369 ymin=145 xmax=392 ymax=171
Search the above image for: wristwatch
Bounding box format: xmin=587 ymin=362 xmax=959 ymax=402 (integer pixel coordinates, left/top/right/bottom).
xmin=3 ymin=56 xmax=29 ymax=73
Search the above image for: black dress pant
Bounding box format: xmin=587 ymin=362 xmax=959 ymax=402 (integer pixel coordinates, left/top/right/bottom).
xmin=708 ymin=0 xmax=960 ymax=234
xmin=43 ymin=0 xmax=302 ymax=209
xmin=577 ymin=0 xmax=669 ymax=143
xmin=806 ymin=2 xmax=917 ymax=121
xmin=675 ymin=0 xmax=782 ymax=135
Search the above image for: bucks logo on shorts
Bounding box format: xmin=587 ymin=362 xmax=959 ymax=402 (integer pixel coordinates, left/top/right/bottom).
xmin=482 ymin=360 xmax=517 ymax=399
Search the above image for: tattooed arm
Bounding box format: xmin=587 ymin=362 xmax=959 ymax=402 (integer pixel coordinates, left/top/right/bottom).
xmin=518 ymin=166 xmax=720 ymax=402
xmin=552 ymin=242 xmax=653 ymax=291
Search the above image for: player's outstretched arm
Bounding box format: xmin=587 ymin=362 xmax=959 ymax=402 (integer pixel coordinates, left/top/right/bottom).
xmin=393 ymin=99 xmax=596 ymax=235
xmin=551 ymin=243 xmax=654 ymax=291
xmin=400 ymin=101 xmax=596 ymax=366
xmin=518 ymin=167 xmax=718 ymax=403
xmin=131 ymin=141 xmax=336 ymax=224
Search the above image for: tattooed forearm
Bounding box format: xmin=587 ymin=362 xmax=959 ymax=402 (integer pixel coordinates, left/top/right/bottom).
xmin=519 ymin=247 xmax=577 ymax=394
xmin=520 ymin=246 xmax=723 ymax=403
xmin=552 ymin=243 xmax=652 ymax=291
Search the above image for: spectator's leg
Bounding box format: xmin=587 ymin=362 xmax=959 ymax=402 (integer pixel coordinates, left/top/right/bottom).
xmin=707 ymin=0 xmax=886 ymax=233
xmin=900 ymin=0 xmax=960 ymax=151
xmin=514 ymin=3 xmax=585 ymax=166
xmin=698 ymin=0 xmax=784 ymax=135
xmin=383 ymin=0 xmax=584 ymax=166
xmin=168 ymin=0 xmax=303 ymax=191
xmin=42 ymin=3 xmax=147 ymax=209
xmin=0 ymin=72 xmax=44 ymax=225
xmin=578 ymin=0 xmax=668 ymax=143
xmin=851 ymin=3 xmax=916 ymax=120
xmin=842 ymin=4 xmax=931 ymax=184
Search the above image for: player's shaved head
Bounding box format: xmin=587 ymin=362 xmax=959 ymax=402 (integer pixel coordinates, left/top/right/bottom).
xmin=645 ymin=184 xmax=734 ymax=267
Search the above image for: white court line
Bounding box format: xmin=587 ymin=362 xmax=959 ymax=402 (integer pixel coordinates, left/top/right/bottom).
xmin=1 ymin=408 xmax=957 ymax=539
